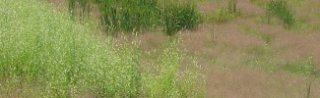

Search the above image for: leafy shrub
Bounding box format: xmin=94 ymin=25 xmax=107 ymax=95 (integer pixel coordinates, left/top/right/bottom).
xmin=162 ymin=4 xmax=201 ymax=36
xmin=266 ymin=0 xmax=295 ymax=28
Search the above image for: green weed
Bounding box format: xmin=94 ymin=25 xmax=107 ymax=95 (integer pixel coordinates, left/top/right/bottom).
xmin=97 ymin=0 xmax=160 ymax=33
xmin=162 ymin=3 xmax=201 ymax=36
xmin=143 ymin=40 xmax=205 ymax=97
xmin=266 ymin=0 xmax=296 ymax=28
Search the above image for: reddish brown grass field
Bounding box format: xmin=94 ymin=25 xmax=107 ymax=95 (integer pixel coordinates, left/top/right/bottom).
xmin=48 ymin=0 xmax=320 ymax=97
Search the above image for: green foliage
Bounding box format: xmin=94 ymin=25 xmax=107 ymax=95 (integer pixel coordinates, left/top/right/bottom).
xmin=89 ymin=42 xmax=142 ymax=98
xmin=163 ymin=4 xmax=201 ymax=36
xmin=67 ymin=0 xmax=201 ymax=35
xmin=97 ymin=0 xmax=160 ymax=33
xmin=143 ymin=41 xmax=205 ymax=97
xmin=0 ymin=0 xmax=205 ymax=97
xmin=266 ymin=0 xmax=295 ymax=28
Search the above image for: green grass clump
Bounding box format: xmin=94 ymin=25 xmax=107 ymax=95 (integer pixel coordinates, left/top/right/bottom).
xmin=143 ymin=41 xmax=205 ymax=97
xmin=0 ymin=0 xmax=205 ymax=97
xmin=162 ymin=3 xmax=201 ymax=36
xmin=266 ymin=0 xmax=295 ymax=28
xmin=67 ymin=0 xmax=201 ymax=35
xmin=97 ymin=0 xmax=160 ymax=33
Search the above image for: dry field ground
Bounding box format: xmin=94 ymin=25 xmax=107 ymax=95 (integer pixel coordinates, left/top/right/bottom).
xmin=48 ymin=0 xmax=320 ymax=97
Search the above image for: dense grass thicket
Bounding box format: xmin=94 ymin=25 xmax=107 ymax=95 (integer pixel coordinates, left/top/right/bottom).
xmin=68 ymin=0 xmax=202 ymax=35
xmin=97 ymin=0 xmax=160 ymax=33
xmin=0 ymin=0 xmax=205 ymax=97
xmin=163 ymin=3 xmax=201 ymax=35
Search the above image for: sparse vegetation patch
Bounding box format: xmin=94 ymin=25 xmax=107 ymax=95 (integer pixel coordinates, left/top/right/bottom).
xmin=266 ymin=0 xmax=296 ymax=28
xmin=207 ymin=0 xmax=240 ymax=23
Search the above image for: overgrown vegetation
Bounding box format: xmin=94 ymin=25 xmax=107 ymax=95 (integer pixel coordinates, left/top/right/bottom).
xmin=266 ymin=0 xmax=296 ymax=28
xmin=96 ymin=0 xmax=160 ymax=33
xmin=163 ymin=3 xmax=201 ymax=35
xmin=67 ymin=0 xmax=202 ymax=36
xmin=0 ymin=0 xmax=205 ymax=97
xmin=143 ymin=41 xmax=205 ymax=97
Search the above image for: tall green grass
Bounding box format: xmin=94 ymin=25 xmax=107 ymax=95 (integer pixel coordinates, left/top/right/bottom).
xmin=67 ymin=0 xmax=202 ymax=35
xmin=96 ymin=0 xmax=160 ymax=33
xmin=162 ymin=3 xmax=201 ymax=36
xmin=143 ymin=41 xmax=205 ymax=97
xmin=266 ymin=0 xmax=295 ymax=28
xmin=0 ymin=0 xmax=205 ymax=97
